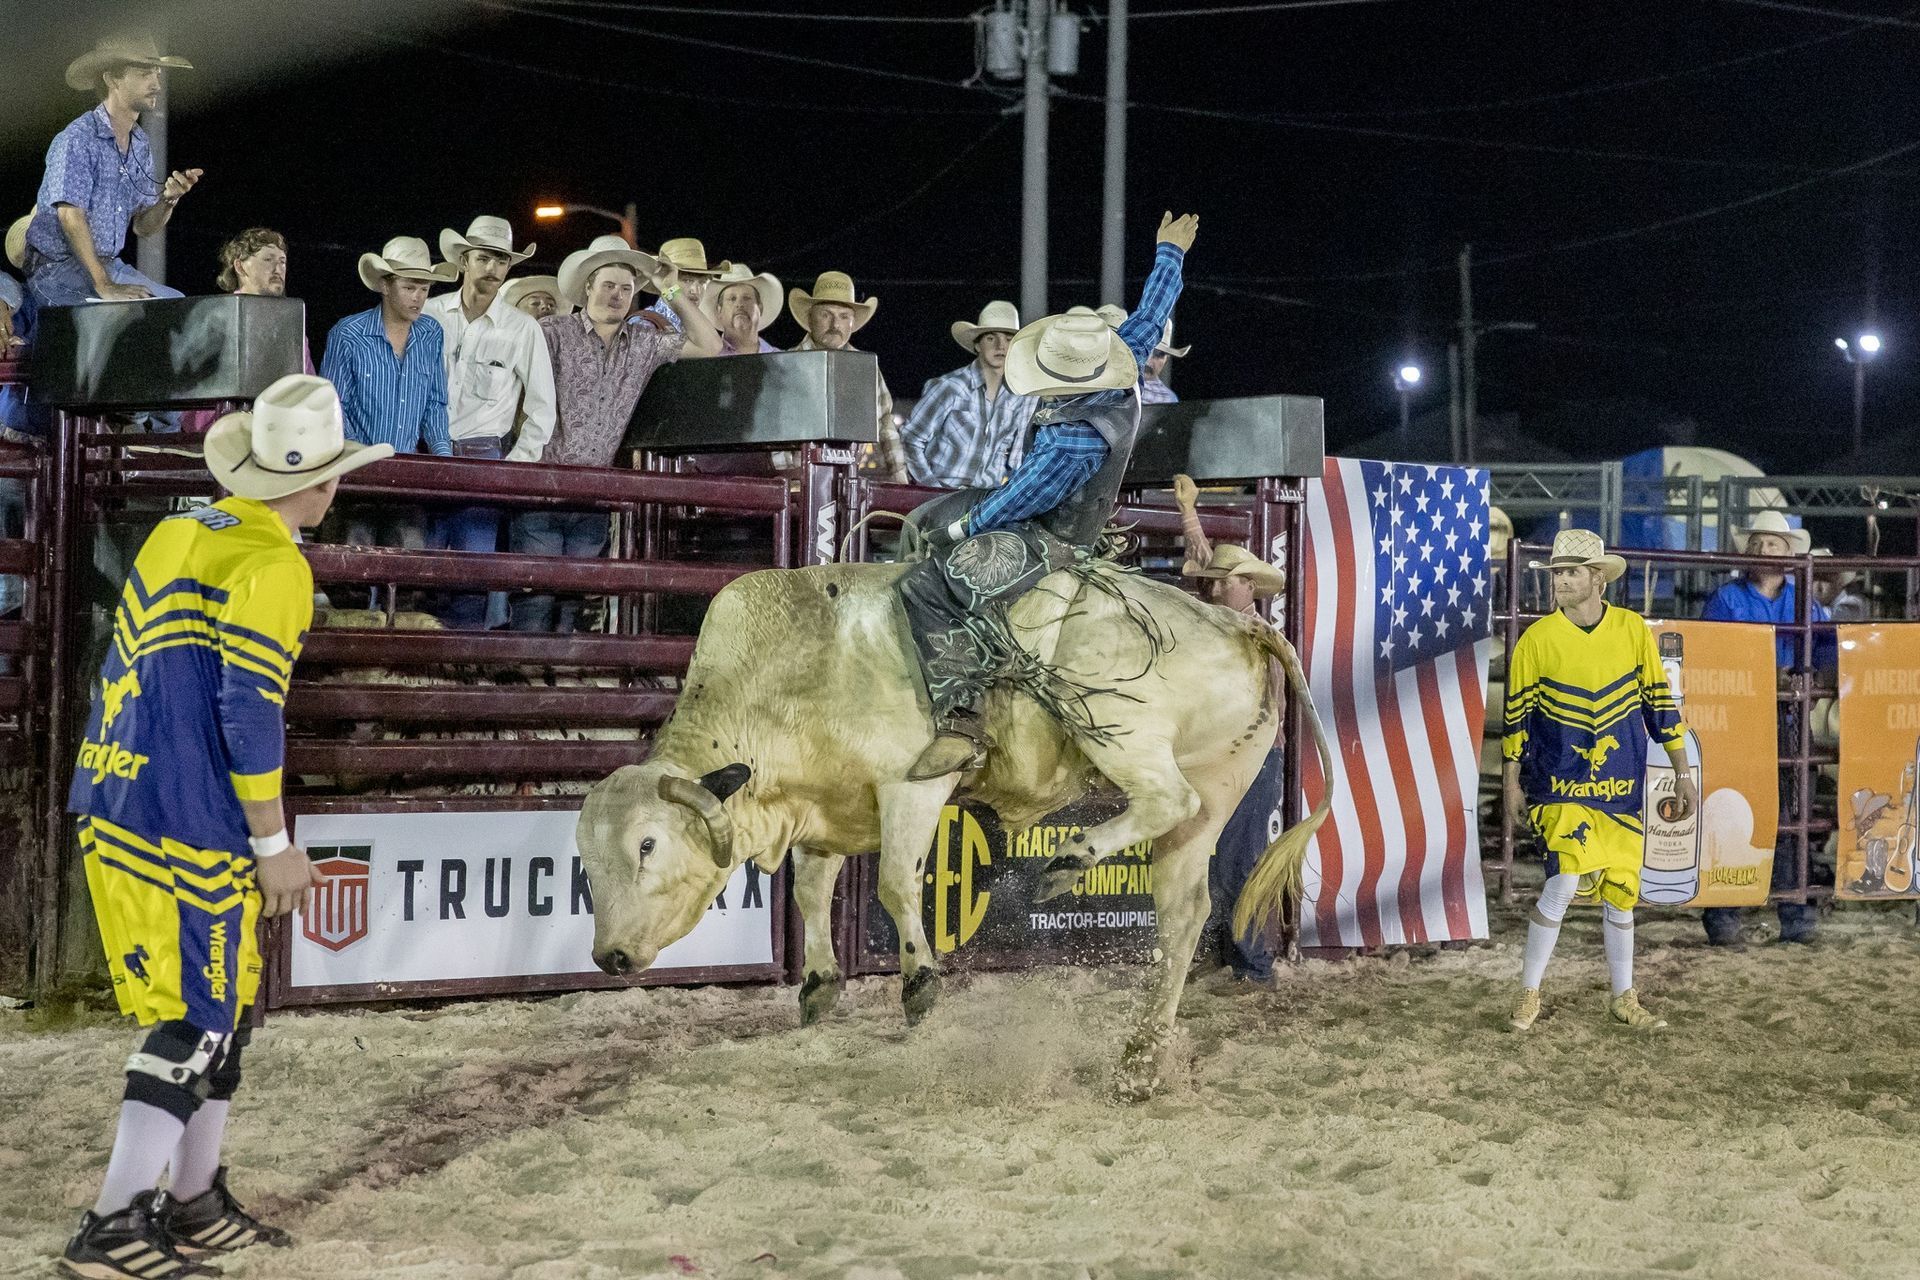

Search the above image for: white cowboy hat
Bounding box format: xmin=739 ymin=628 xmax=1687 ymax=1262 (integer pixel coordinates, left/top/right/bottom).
xmin=950 ymin=300 xmax=1021 ymax=352
xmin=357 ymin=236 xmax=459 ymax=293
xmin=1004 ymin=306 xmax=1138 ymax=398
xmin=203 ymin=375 xmax=393 ymax=502
xmin=1528 ymin=528 xmax=1627 ymax=584
xmin=4 ymin=213 xmax=28 ymax=271
xmin=1183 ymin=544 xmax=1286 ymax=600
xmin=558 ymin=235 xmax=657 ymax=309
xmin=501 ymin=275 xmax=562 ymax=312
xmin=1810 ymin=547 xmax=1859 ymax=590
xmin=1489 ymin=505 xmax=1514 ymax=560
xmin=65 ymin=35 xmax=193 ymax=92
xmin=788 ymin=271 xmax=877 ymax=333
xmin=1095 ymin=304 xmax=1128 ymax=329
xmin=1733 ymin=507 xmax=1811 ymax=555
xmin=439 ymin=215 xmax=535 ymax=268
xmin=699 ymin=262 xmax=782 ymax=332
xmin=1154 ymin=319 xmax=1190 ymax=358
xmin=642 ymin=237 xmax=724 ymax=296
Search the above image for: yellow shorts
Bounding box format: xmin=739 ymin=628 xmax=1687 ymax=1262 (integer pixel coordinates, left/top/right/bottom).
xmin=1529 ymin=802 xmax=1646 ymax=912
xmin=79 ymin=817 xmax=262 ymax=1031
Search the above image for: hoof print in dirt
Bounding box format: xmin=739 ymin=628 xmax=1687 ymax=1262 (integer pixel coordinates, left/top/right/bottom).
xmin=901 ymin=969 xmax=942 ymax=1027
xmin=798 ymin=969 xmax=844 ymax=1026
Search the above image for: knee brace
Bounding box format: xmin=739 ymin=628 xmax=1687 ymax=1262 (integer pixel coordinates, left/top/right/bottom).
xmin=1532 ymin=872 xmax=1580 ymax=927
xmin=205 ymin=1022 xmax=250 ymax=1102
xmin=124 ymin=1021 xmax=228 ymax=1122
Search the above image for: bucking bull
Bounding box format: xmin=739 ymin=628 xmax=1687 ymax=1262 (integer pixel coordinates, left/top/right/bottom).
xmin=577 ymin=553 xmax=1332 ymax=1098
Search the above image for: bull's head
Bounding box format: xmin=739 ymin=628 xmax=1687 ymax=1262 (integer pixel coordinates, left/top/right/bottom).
xmin=577 ymin=760 xmax=753 ymax=977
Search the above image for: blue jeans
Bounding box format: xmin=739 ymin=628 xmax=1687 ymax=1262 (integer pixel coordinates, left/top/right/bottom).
xmin=344 ymin=505 xmax=427 ymax=612
xmin=28 ymin=255 xmax=183 ymax=433
xmin=429 ymin=437 xmax=508 ymax=629
xmin=1206 ymin=745 xmax=1284 ymax=980
xmin=508 ymin=511 xmax=610 ymax=633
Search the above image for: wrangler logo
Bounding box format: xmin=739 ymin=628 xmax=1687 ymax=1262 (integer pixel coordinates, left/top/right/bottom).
xmin=204 ymin=922 xmax=230 ymax=1002
xmin=101 ymin=669 xmax=142 ymax=730
xmin=76 ymin=739 xmax=152 ymax=784
xmin=1571 ymin=735 xmax=1620 ymax=778
xmin=1549 ymin=775 xmax=1636 ymax=801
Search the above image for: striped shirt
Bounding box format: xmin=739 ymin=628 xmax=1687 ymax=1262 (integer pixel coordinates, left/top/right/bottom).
xmin=319 ymin=306 xmax=453 ymax=456
xmin=1141 ymin=375 xmax=1179 ymax=405
xmin=901 ymin=361 xmax=1037 ymax=489
xmin=27 ymin=105 xmax=160 ymax=266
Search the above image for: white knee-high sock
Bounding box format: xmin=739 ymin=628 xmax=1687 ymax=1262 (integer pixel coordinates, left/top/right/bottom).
xmin=1521 ymin=873 xmax=1580 ymax=989
xmin=1602 ymin=902 xmax=1636 ymax=996
xmin=168 ymin=1099 xmax=231 ymax=1201
xmin=94 ymin=1101 xmax=189 ymax=1217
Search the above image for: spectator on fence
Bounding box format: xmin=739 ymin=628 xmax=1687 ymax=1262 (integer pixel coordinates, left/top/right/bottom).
xmin=1 ymin=217 xmax=41 ymax=445
xmin=1175 ymin=471 xmax=1285 ymax=983
xmin=900 ymin=300 xmax=1034 ymax=490
xmin=1699 ymin=508 xmax=1832 ymax=948
xmin=1812 ymin=548 xmax=1870 ymax=623
xmin=509 ymin=235 xmax=718 ymax=632
xmin=319 ymin=236 xmax=456 ymax=571
xmin=789 ymin=271 xmax=906 ymax=481
xmin=180 ymin=228 xmax=315 ymax=433
xmin=424 ymin=216 xmax=557 ymax=629
xmin=639 ymin=237 xmax=724 ymax=334
xmin=0 ymin=268 xmax=21 ymax=357
xmin=504 ymin=274 xmax=561 ymax=320
xmin=702 ymin=262 xmax=782 ymax=355
xmin=1141 ymin=320 xmax=1189 ymax=405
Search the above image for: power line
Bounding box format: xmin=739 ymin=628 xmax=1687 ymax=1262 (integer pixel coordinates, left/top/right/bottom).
xmin=1123 ymin=0 xmax=1406 ymax=15
xmin=511 ymin=0 xmax=970 ymax=19
xmin=1713 ymin=0 xmax=1920 ymax=29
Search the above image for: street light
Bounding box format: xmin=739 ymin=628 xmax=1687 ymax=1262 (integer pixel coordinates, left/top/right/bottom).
xmin=1835 ymin=331 xmax=1884 ymax=454
xmin=1392 ymin=362 xmax=1423 ymax=434
xmin=534 ymin=200 xmax=638 ymax=248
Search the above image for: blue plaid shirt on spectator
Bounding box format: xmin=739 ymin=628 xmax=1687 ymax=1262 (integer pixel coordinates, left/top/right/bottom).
xmin=26 ymin=106 xmax=162 ymax=267
xmin=971 ymin=243 xmax=1185 ymax=533
xmin=319 ymin=307 xmax=453 ymax=456
xmin=0 ymin=272 xmax=21 ymax=316
xmin=1141 ymin=375 xmax=1179 ymax=404
xmin=901 ymin=362 xmax=1037 ymax=489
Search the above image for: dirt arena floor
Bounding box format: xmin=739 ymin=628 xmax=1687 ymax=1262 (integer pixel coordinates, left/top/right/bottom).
xmin=5 ymin=899 xmax=1920 ymax=1280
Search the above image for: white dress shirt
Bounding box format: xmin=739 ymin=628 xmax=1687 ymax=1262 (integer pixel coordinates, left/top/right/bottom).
xmin=424 ymin=288 xmax=558 ymax=461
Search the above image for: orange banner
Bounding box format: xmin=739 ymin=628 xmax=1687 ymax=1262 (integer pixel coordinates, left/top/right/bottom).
xmin=1835 ymin=626 xmax=1920 ymax=900
xmin=1639 ymin=620 xmax=1778 ymax=908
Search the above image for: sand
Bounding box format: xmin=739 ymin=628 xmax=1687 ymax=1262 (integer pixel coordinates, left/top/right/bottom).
xmin=5 ymin=899 xmax=1920 ymax=1280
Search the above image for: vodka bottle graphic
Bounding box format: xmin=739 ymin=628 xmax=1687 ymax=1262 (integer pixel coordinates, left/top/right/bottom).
xmin=1641 ymin=631 xmax=1704 ymax=904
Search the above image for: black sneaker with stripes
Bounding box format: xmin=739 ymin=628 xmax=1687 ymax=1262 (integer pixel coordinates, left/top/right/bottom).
xmin=159 ymin=1167 xmax=292 ymax=1255
xmin=59 ymin=1190 xmax=219 ymax=1279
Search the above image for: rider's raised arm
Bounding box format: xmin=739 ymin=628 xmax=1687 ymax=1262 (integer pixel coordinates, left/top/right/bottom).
xmin=1115 ymin=212 xmax=1198 ymax=370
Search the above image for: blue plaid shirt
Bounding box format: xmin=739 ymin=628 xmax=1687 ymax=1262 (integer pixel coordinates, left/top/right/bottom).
xmin=319 ymin=307 xmax=453 ymax=456
xmin=971 ymin=243 xmax=1185 ymax=533
xmin=27 ymin=106 xmax=162 ymax=267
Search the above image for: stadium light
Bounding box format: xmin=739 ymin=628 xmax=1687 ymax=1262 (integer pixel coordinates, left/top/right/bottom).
xmin=1392 ymin=361 xmax=1424 ymax=432
xmin=1396 ymin=364 xmax=1423 ymax=388
xmin=1859 ymin=332 xmax=1883 ymax=356
xmin=532 ymin=200 xmax=638 ymax=248
xmin=1835 ymin=330 xmax=1887 ymax=453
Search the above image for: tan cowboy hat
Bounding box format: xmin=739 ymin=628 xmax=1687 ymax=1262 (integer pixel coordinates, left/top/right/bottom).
xmin=1184 ymin=544 xmax=1286 ymax=600
xmin=1528 ymin=528 xmax=1627 ymax=583
xmin=1810 ymin=547 xmax=1859 ymax=590
xmin=501 ymin=275 xmax=562 ymax=312
xmin=4 ymin=214 xmax=28 ymax=271
xmin=1489 ymin=505 xmax=1514 ymax=561
xmin=641 ymin=237 xmax=723 ymax=296
xmin=788 ymin=271 xmax=877 ymax=333
xmin=357 ymin=236 xmax=459 ymax=293
xmin=65 ymin=35 xmax=193 ymax=92
xmin=439 ymin=215 xmax=535 ymax=269
xmin=1733 ymin=507 xmax=1811 ymax=556
xmin=558 ymin=234 xmax=657 ymax=309
xmin=699 ymin=261 xmax=782 ymax=332
xmin=203 ymin=375 xmax=393 ymax=502
xmin=1004 ymin=306 xmax=1138 ymax=398
xmin=951 ymin=300 xmax=1021 ymax=352
xmin=1095 ymin=304 xmax=1128 ymax=329
xmin=1154 ymin=319 xmax=1190 ymax=358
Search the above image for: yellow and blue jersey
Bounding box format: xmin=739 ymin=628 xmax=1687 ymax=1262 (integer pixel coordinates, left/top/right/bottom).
xmin=68 ymin=497 xmax=313 ymax=853
xmin=1502 ymin=604 xmax=1685 ymax=816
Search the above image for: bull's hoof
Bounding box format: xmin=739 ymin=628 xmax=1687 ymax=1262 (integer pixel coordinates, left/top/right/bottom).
xmin=798 ymin=968 xmax=844 ymax=1026
xmin=902 ymin=968 xmax=942 ymax=1027
xmin=1034 ymin=854 xmax=1089 ymax=902
xmin=1113 ymin=1034 xmax=1164 ymax=1103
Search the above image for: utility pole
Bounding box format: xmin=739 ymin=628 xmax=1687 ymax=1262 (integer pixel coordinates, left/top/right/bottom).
xmin=1099 ymin=0 xmax=1127 ymax=308
xmin=1457 ymin=244 xmax=1476 ymax=465
xmin=1020 ymin=0 xmax=1051 ymax=320
xmin=138 ymin=75 xmax=169 ymax=287
xmin=1447 ymin=341 xmax=1463 ymax=463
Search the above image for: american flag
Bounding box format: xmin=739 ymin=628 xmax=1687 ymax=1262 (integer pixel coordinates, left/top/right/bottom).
xmin=1298 ymin=459 xmax=1493 ymax=947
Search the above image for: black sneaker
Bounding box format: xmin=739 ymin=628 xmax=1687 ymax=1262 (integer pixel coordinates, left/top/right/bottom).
xmin=60 ymin=1190 xmax=220 ymax=1278
xmin=160 ymin=1167 xmax=292 ymax=1255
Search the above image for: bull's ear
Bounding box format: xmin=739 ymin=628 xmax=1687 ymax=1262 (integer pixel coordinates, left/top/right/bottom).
xmin=699 ymin=763 xmax=752 ymax=803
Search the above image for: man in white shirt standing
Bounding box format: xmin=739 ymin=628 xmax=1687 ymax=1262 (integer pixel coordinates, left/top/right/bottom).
xmin=425 ymin=215 xmax=556 ymax=629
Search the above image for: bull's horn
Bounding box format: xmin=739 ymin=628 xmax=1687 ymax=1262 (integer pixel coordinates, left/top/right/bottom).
xmin=659 ymin=767 xmax=751 ymax=869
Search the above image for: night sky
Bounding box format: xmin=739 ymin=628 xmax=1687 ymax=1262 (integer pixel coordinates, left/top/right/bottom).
xmin=5 ymin=0 xmax=1916 ymax=472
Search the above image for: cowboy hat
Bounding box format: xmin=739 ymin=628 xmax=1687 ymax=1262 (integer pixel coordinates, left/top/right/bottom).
xmin=4 ymin=213 xmax=28 ymax=271
xmin=439 ymin=215 xmax=535 ymax=269
xmin=950 ymin=300 xmax=1021 ymax=352
xmin=1154 ymin=319 xmax=1190 ymax=358
xmin=788 ymin=271 xmax=877 ymax=333
xmin=65 ymin=35 xmax=193 ymax=92
xmin=357 ymin=236 xmax=459 ymax=293
xmin=642 ymin=237 xmax=723 ymax=296
xmin=1810 ymin=547 xmax=1859 ymax=590
xmin=1489 ymin=505 xmax=1514 ymax=561
xmin=1095 ymin=304 xmax=1128 ymax=329
xmin=1528 ymin=528 xmax=1627 ymax=583
xmin=558 ymin=235 xmax=657 ymax=309
xmin=203 ymin=375 xmax=393 ymax=502
xmin=1732 ymin=507 xmax=1811 ymax=556
xmin=699 ymin=261 xmax=782 ymax=332
xmin=502 ymin=275 xmax=563 ymax=312
xmin=1183 ymin=544 xmax=1286 ymax=600
xmin=1004 ymin=306 xmax=1138 ymax=398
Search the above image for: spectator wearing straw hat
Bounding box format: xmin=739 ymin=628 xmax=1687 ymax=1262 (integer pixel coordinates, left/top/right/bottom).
xmin=503 ymin=275 xmax=562 ymax=320
xmin=900 ymin=300 xmax=1037 ymax=491
xmin=789 ymin=270 xmax=905 ymax=481
xmin=639 ymin=237 xmax=725 ymax=333
xmin=702 ymin=262 xmax=782 ymax=355
xmin=1141 ymin=320 xmax=1189 ymax=404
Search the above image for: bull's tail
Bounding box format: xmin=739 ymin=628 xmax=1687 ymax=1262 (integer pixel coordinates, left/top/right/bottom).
xmin=1231 ymin=623 xmax=1335 ymax=944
